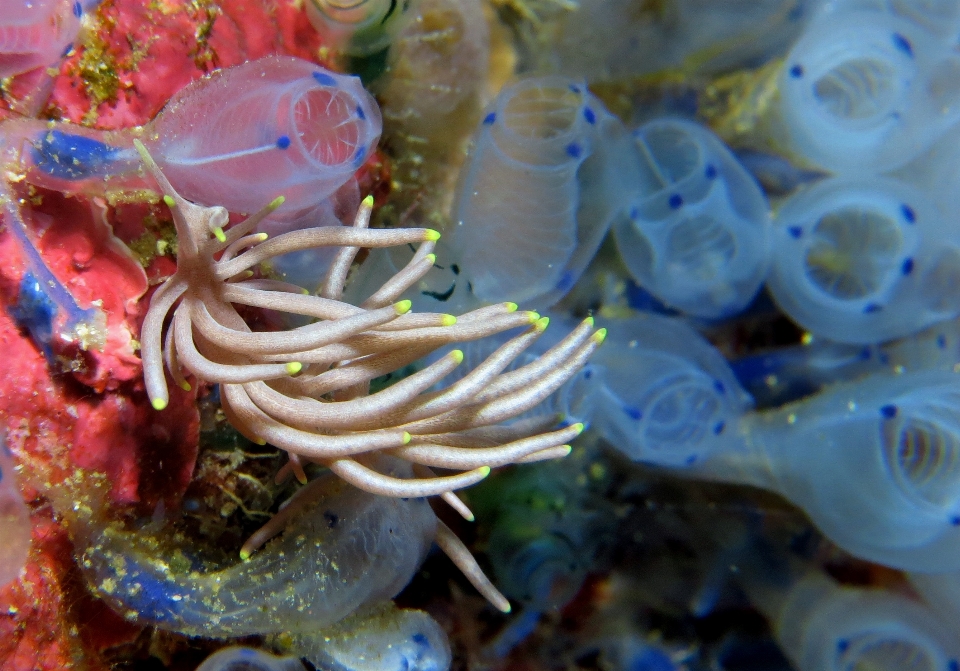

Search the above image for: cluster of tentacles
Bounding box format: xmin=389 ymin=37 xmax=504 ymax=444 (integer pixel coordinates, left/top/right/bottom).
xmin=136 ymin=140 xmax=604 ymax=609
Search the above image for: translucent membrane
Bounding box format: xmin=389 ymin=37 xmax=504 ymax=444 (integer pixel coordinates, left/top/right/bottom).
xmin=614 ymin=118 xmax=770 ymax=319
xmin=305 ymin=0 xmax=407 ymax=56
xmin=0 ymin=0 xmax=82 ymax=78
xmin=450 ymin=77 xmax=635 ymax=307
xmin=767 ymin=177 xmax=960 ymax=344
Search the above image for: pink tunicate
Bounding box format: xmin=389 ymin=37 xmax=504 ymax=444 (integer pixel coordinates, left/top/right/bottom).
xmin=0 ymin=0 xmax=82 ymax=79
xmin=145 ymin=55 xmax=382 ymax=215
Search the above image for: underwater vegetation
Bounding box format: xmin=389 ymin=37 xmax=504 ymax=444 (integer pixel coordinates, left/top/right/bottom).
xmin=5 ymin=0 xmax=960 ymax=669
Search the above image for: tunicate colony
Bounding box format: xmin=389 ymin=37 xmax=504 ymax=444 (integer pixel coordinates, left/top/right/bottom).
xmin=5 ymin=0 xmax=960 ymax=669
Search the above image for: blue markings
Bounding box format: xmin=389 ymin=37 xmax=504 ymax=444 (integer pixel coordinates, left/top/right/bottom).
xmin=73 ymin=0 xmax=82 ymax=16
xmin=938 ymin=334 xmax=948 ymax=349
xmin=312 ymin=71 xmax=337 ymax=86
xmin=0 ymin=465 xmax=3 ymax=484
xmin=685 ymin=455 xmax=697 ymax=466
xmin=951 ymin=517 xmax=960 ymax=526
xmin=668 ymin=193 xmax=683 ymax=209
xmin=276 ymin=135 xmax=291 ymax=149
xmin=566 ymin=143 xmax=582 ymax=158
xmin=789 ymin=64 xmax=804 ymax=78
xmin=713 ymin=379 xmax=726 ymax=394
xmin=880 ymin=404 xmax=898 ymax=419
xmin=12 ymin=271 xmax=58 ymax=360
xmin=788 ymin=226 xmax=803 ymax=239
xmin=864 ymin=303 xmax=883 ymax=313
xmin=411 ymin=632 xmax=429 ymax=646
xmin=556 ymin=270 xmax=575 ymax=293
xmin=356 ymin=105 xmax=366 ymax=120
xmin=705 ymin=164 xmax=717 ymax=179
xmin=353 ymin=146 xmax=367 ymax=166
xmin=949 ymin=660 xmax=959 ymax=671
xmin=629 ymin=205 xmax=639 ymax=220
xmin=569 ymin=84 xmax=581 ymax=93
xmin=713 ymin=421 xmax=725 ymax=435
xmin=901 ymin=203 xmax=916 ymax=222
xmin=859 ymin=347 xmax=872 ymax=360
xmin=901 ymin=257 xmax=914 ymax=275
xmin=892 ymin=32 xmax=913 ymax=57
xmin=583 ymin=107 xmax=596 ymax=125
xmin=837 ymin=639 xmax=850 ymax=653
xmin=31 ymin=130 xmax=122 ymax=181
xmin=624 ymin=405 xmax=643 ymax=420
xmin=483 ymin=112 xmax=496 ymax=125
xmin=630 ymin=647 xmax=677 ymax=671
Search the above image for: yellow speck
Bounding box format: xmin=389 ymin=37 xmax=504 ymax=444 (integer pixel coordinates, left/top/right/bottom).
xmin=179 ymin=381 xmax=192 ymax=392
xmin=559 ymin=445 xmax=573 ymax=457
xmin=478 ymin=466 xmax=491 ymax=477
xmin=162 ymin=195 xmax=175 ymax=208
xmin=424 ymin=229 xmax=441 ymax=241
xmin=151 ymin=398 xmax=167 ymax=411
xmin=441 ymin=314 xmax=457 ymax=326
xmin=450 ymin=350 xmax=464 ymax=364
xmin=525 ymin=311 xmax=540 ymax=323
xmin=592 ymin=328 xmax=607 ymax=344
xmin=787 ymin=413 xmax=797 ymax=424
xmin=286 ymin=362 xmax=303 ymax=375
xmin=572 ymin=422 xmax=585 ymax=435
xmin=535 ymin=316 xmax=550 ymax=331
xmin=403 ymin=432 xmax=412 ymax=444
xmin=800 ymin=332 xmax=813 ymax=345
xmin=584 ymin=315 xmax=595 ymax=326
xmin=394 ymin=299 xmax=412 ymax=315
xmin=239 ymin=550 xmax=251 ymax=561
xmin=269 ymin=195 xmax=286 ymax=209
xmin=426 ymin=253 xmax=437 ymax=264
xmin=257 ymin=233 xmax=269 ymax=241
xmin=213 ymin=227 xmax=226 ymax=243
xmin=362 ymin=194 xmax=374 ymax=208
xmin=504 ymin=302 xmax=518 ymax=313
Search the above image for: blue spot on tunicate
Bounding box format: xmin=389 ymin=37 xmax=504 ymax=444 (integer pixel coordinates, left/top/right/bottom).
xmin=556 ymin=270 xmax=575 ymax=293
xmin=412 ymin=632 xmax=429 ymax=646
xmin=892 ymin=32 xmax=913 ymax=57
xmin=901 ymin=204 xmax=916 ymax=222
xmin=12 ymin=271 xmax=57 ymax=361
xmin=566 ymin=143 xmax=582 ymax=158
xmin=859 ymin=347 xmax=872 ymax=360
xmin=62 ymin=43 xmax=74 ymax=58
xmin=713 ymin=421 xmax=725 ymax=435
xmin=629 ymin=206 xmax=639 ymax=220
xmin=312 ymin=71 xmax=337 ymax=86
xmin=951 ymin=517 xmax=960 ymax=526
xmin=879 ymin=352 xmax=890 ymax=364
xmin=354 ymin=146 xmax=366 ymax=166
xmin=788 ymin=226 xmax=803 ymax=239
xmin=901 ymin=258 xmax=914 ymax=275
xmin=356 ymin=105 xmax=366 ymax=120
xmin=713 ymin=380 xmax=726 ymax=394
xmin=938 ymin=334 xmax=948 ymax=349
xmin=880 ymin=404 xmax=898 ymax=419
xmin=276 ymin=135 xmax=291 ymax=149
xmin=949 ymin=660 xmax=959 ymax=671
xmin=668 ymin=194 xmax=683 ymax=209
xmin=584 ymin=369 xmax=593 ymax=380
xmin=624 ymin=406 xmax=643 ymax=420
xmin=0 ymin=466 xmax=3 ymax=484
xmin=705 ymin=164 xmax=717 ymax=179
xmin=483 ymin=112 xmax=496 ymax=125
xmin=789 ymin=64 xmax=804 ymax=78
xmin=31 ymin=130 xmax=122 ymax=181
xmin=685 ymin=455 xmax=697 ymax=466
xmin=73 ymin=0 xmax=82 ymax=16
xmin=583 ymin=107 xmax=596 ymax=124
xmin=787 ymin=1 xmax=803 ymax=20
xmin=569 ymin=84 xmax=581 ymax=93
xmin=864 ymin=303 xmax=882 ymax=313
xmin=838 ymin=639 xmax=850 ymax=652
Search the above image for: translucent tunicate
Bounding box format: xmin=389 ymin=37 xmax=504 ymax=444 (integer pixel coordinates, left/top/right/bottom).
xmin=778 ymin=7 xmax=960 ymax=173
xmin=0 ymin=430 xmax=30 ymax=590
xmin=590 ymin=314 xmax=754 ymax=468
xmin=289 ymin=602 xmax=452 ymax=671
xmin=196 ymin=647 xmax=305 ymax=671
xmin=706 ymin=370 xmax=960 ymax=572
xmin=77 ymin=470 xmax=436 ymax=637
xmin=613 ymin=118 xmax=771 ymax=319
xmin=738 ymin=552 xmax=960 ymax=671
xmin=449 ymin=77 xmax=636 ymax=308
xmin=0 ymin=0 xmax=84 ymax=79
xmin=767 ymin=177 xmax=960 ymax=344
xmin=147 ymin=55 xmax=382 ymax=216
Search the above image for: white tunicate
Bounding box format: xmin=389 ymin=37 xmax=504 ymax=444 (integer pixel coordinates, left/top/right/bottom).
xmin=305 ymin=0 xmax=409 ymax=56
xmin=448 ymin=77 xmax=636 ymax=308
xmin=778 ymin=6 xmax=960 ymax=173
xmin=725 ymin=370 xmax=960 ymax=573
xmin=767 ymin=176 xmax=960 ymax=344
xmin=741 ymin=567 xmax=960 ymax=671
xmin=590 ymin=314 xmax=754 ymax=468
xmin=196 ymin=647 xmax=305 ymax=671
xmin=0 ymin=430 xmax=30 ymax=590
xmin=613 ymin=118 xmax=771 ymax=319
xmin=291 ymin=603 xmax=452 ymax=671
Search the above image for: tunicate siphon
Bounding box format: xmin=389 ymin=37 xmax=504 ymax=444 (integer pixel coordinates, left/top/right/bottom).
xmin=0 ymin=430 xmax=30 ymax=590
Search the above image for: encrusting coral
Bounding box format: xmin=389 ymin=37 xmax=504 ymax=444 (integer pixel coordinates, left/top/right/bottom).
xmin=134 ymin=140 xmax=605 ymax=610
